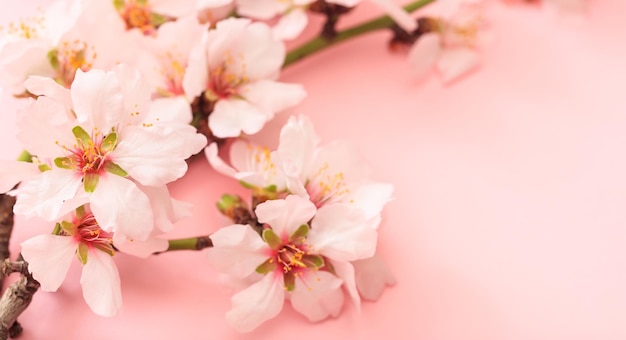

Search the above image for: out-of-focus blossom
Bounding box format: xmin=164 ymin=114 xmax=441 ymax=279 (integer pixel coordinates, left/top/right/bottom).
xmin=408 ymin=0 xmax=490 ymax=83
xmin=207 ymin=195 xmax=377 ymax=332
xmin=183 ymin=18 xmax=306 ymax=138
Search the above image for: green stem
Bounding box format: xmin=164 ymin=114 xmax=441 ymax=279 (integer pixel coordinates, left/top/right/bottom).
xmin=283 ymin=0 xmax=436 ymax=68
xmin=165 ymin=236 xmax=213 ymax=252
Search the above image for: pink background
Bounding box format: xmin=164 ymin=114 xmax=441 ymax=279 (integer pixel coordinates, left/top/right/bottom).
xmin=1 ymin=1 xmax=625 ymax=339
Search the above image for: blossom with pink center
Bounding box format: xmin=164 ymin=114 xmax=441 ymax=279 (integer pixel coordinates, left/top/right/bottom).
xmin=408 ymin=0 xmax=491 ymax=83
xmin=20 ymin=205 xmax=122 ymax=317
xmin=183 ymin=18 xmax=307 ymax=138
xmin=206 ymin=195 xmax=377 ymax=332
xmin=12 ymin=64 xmax=206 ymax=244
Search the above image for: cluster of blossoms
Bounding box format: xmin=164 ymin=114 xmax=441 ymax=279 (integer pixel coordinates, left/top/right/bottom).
xmin=0 ymin=0 xmax=590 ymax=334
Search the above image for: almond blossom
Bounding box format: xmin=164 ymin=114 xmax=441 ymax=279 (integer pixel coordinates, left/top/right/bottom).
xmin=182 ymin=18 xmax=307 ymax=138
xmin=408 ymin=0 xmax=490 ymax=83
xmin=12 ymin=64 xmax=206 ymax=244
xmin=21 ymin=205 xmax=123 ymax=317
xmin=206 ymin=195 xmax=377 ymax=332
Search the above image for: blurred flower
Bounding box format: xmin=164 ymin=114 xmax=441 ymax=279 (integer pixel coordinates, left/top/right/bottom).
xmin=206 ymin=195 xmax=377 ymax=332
xmin=182 ymin=18 xmax=306 ymax=138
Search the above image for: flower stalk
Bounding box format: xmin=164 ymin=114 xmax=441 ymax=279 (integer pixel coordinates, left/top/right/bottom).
xmin=283 ymin=0 xmax=436 ymax=67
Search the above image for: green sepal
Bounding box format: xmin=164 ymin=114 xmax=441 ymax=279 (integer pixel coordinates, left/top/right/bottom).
xmin=17 ymin=150 xmax=33 ymax=163
xmin=289 ymin=224 xmax=309 ymax=243
xmin=255 ymin=258 xmax=277 ymax=274
xmin=284 ymin=272 xmax=296 ymax=292
xmin=112 ymin=0 xmax=125 ymax=10
xmin=94 ymin=244 xmax=115 ymax=257
xmin=72 ymin=126 xmax=91 ymax=146
xmin=38 ymin=163 xmax=52 ymax=172
xmin=104 ymin=161 xmax=128 ymax=177
xmin=61 ymin=221 xmax=75 ymax=234
xmin=75 ymin=205 xmax=86 ymax=219
xmin=47 ymin=49 xmax=59 ymax=71
xmin=54 ymin=157 xmax=72 ymax=169
xmin=77 ymin=243 xmax=89 ymax=265
xmin=150 ymin=13 xmax=168 ymax=27
xmin=238 ymin=180 xmax=256 ymax=190
xmin=302 ymin=254 xmax=324 ymax=269
xmin=83 ymin=173 xmax=99 ymax=193
xmin=264 ymin=184 xmax=277 ymax=193
xmin=262 ymin=229 xmax=282 ymax=250
xmin=52 ymin=223 xmax=62 ymax=235
xmin=101 ymin=132 xmax=117 ymax=152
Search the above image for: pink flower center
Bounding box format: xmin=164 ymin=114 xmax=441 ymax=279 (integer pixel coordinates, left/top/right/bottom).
xmin=119 ymin=1 xmax=156 ymax=35
xmin=306 ymin=163 xmax=349 ymax=208
xmin=67 ymin=136 xmax=109 ymax=175
xmin=54 ymin=40 xmax=96 ymax=87
xmin=276 ymin=244 xmax=308 ymax=274
xmin=206 ymin=59 xmax=249 ymax=101
xmin=73 ymin=213 xmax=114 ymax=249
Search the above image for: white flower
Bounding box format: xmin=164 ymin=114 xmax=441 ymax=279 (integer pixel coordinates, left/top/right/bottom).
xmin=20 ymin=206 xmax=123 ymax=317
xmin=13 ymin=65 xmax=206 ymax=243
xmin=206 ymin=195 xmax=377 ymax=332
xmin=408 ymin=0 xmax=490 ymax=83
xmin=183 ymin=18 xmax=306 ymax=138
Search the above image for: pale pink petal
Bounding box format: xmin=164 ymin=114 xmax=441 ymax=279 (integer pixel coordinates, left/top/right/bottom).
xmin=23 ymin=75 xmax=72 ymax=107
xmin=90 ymin=174 xmax=154 ymax=242
xmin=80 ymin=250 xmax=122 ymax=317
xmin=150 ymin=0 xmax=196 ymax=17
xmin=436 ymin=47 xmax=480 ymax=84
xmin=255 ymin=195 xmax=316 ymax=239
xmin=182 ymin=32 xmax=209 ymax=99
xmin=0 ymin=40 xmax=54 ymax=94
xmin=20 ymin=234 xmax=76 ymax=292
xmin=347 ymin=182 xmax=394 ymax=224
xmin=290 ymin=270 xmax=344 ymax=322
xmin=13 ymin=169 xmax=82 ymax=221
xmin=308 ymin=204 xmax=377 ymax=261
xmin=149 ymin=96 xmax=193 ymax=125
xmin=326 ymin=0 xmax=360 ymax=7
xmin=272 ymin=8 xmax=309 ymax=41
xmin=226 ymin=273 xmax=285 ymax=332
xmin=135 ymin=184 xmax=179 ymax=233
xmin=237 ymin=0 xmax=288 ymax=19
xmin=198 ymin=0 xmax=233 ymax=8
xmin=228 ymin=140 xmax=286 ymax=189
xmin=114 ymin=233 xmax=168 ymax=257
xmin=71 ymin=69 xmax=124 ymax=132
xmin=241 ymin=80 xmax=306 ymax=115
xmin=369 ymin=0 xmax=417 ymax=32
xmin=112 ymin=64 xmax=151 ymax=127
xmin=209 ymin=98 xmax=268 ymax=138
xmin=205 ymin=142 xmax=238 ymax=178
xmin=207 ymin=224 xmax=269 ymax=278
xmin=407 ymin=33 xmax=442 ymax=81
xmin=0 ymin=160 xmax=39 ymax=193
xmin=112 ymin=126 xmax=190 ymax=186
xmin=353 ymin=254 xmax=397 ymax=301
xmin=330 ymin=259 xmax=360 ymax=311
xmin=273 ymin=115 xmax=318 ymax=195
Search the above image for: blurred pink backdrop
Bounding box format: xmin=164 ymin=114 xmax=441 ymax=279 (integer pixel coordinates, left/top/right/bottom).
xmin=0 ymin=1 xmax=625 ymax=339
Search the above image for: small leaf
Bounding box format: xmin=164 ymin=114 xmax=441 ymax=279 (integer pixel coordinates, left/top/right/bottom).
xmin=101 ymin=132 xmax=117 ymax=152
xmin=289 ymin=224 xmax=309 ymax=242
xmin=262 ymin=229 xmax=282 ymax=250
xmin=255 ymin=258 xmax=277 ymax=274
xmin=104 ymin=161 xmax=128 ymax=177
xmin=150 ymin=13 xmax=168 ymax=27
xmin=72 ymin=126 xmax=91 ymax=146
xmin=83 ymin=173 xmax=99 ymax=192
xmin=238 ymin=180 xmax=256 ymax=189
xmin=54 ymin=157 xmax=72 ymax=169
xmin=61 ymin=221 xmax=75 ymax=234
xmin=77 ymin=243 xmax=89 ymax=265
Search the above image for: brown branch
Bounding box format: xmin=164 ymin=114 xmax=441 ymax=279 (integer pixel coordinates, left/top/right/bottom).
xmin=0 ymin=194 xmax=17 ymax=288
xmin=0 ymin=260 xmax=39 ymax=340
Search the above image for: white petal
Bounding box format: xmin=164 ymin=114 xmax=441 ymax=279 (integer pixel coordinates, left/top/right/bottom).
xmin=209 ymin=99 xmax=268 ymax=138
xmin=204 ymin=142 xmax=237 ymax=178
xmin=436 ymin=47 xmax=480 ymax=84
xmin=309 ymin=204 xmax=377 ymax=261
xmin=23 ymin=75 xmax=72 ymax=107
xmin=330 ymin=259 xmax=360 ymax=311
xmin=80 ymin=250 xmax=122 ymax=317
xmin=207 ymin=224 xmax=269 ymax=278
xmin=114 ymin=233 xmax=168 ymax=258
xmin=407 ymin=33 xmax=442 ymax=81
xmin=226 ymin=273 xmax=285 ymax=332
xmin=369 ymin=0 xmax=417 ymax=32
xmin=353 ymin=254 xmax=397 ymax=301
xmin=150 ymin=0 xmax=196 ymax=17
xmin=182 ymin=32 xmax=209 ymax=99
xmin=0 ymin=161 xmax=40 ymax=194
xmin=71 ymin=69 xmax=124 ymax=132
xmin=237 ymin=0 xmax=288 ymax=19
xmin=112 ymin=126 xmax=190 ymax=186
xmin=112 ymin=64 xmax=151 ymax=127
xmin=347 ymin=182 xmax=394 ymax=223
xmin=272 ymin=9 xmax=309 ymax=41
xmin=241 ymin=80 xmax=306 ymax=115
xmin=255 ymin=195 xmax=316 ymax=239
xmin=290 ymin=271 xmax=344 ymax=322
xmin=13 ymin=169 xmax=82 ymax=221
xmin=90 ymin=174 xmax=154 ymax=242
xmin=20 ymin=234 xmax=75 ymax=292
